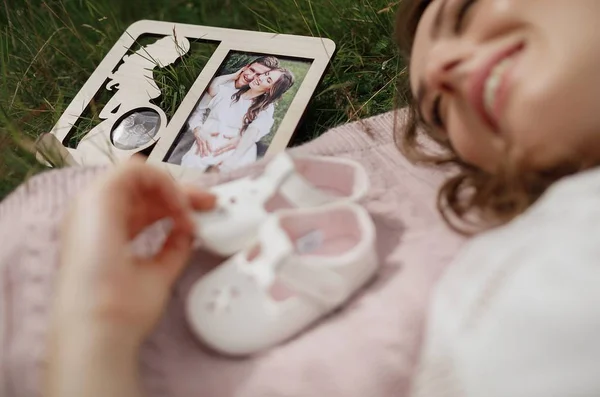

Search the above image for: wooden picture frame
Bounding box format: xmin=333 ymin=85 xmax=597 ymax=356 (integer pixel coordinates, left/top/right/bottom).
xmin=39 ymin=20 xmax=335 ymax=181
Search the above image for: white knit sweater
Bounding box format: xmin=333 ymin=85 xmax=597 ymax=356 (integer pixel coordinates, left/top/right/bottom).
xmin=410 ymin=166 xmax=600 ymax=397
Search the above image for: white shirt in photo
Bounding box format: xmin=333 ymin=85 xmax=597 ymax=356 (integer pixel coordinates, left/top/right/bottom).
xmin=181 ymin=81 xmax=274 ymax=171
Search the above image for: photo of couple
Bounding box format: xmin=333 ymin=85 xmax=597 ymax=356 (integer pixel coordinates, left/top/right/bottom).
xmin=166 ymin=52 xmax=311 ymax=172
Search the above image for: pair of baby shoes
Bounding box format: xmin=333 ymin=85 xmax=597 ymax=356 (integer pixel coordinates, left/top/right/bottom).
xmin=186 ymin=152 xmax=378 ymax=356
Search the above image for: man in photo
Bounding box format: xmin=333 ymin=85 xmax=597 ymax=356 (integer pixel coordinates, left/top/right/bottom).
xmin=167 ymin=56 xmax=280 ymax=164
xmin=196 ymin=56 xmax=280 ymax=110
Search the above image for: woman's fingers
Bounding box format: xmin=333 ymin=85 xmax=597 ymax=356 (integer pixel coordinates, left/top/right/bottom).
xmin=149 ymin=187 xmax=216 ymax=282
xmin=235 ymin=66 xmax=247 ymax=77
xmin=200 ymin=140 xmax=208 ymax=157
xmin=144 ymin=225 xmax=193 ymax=285
xmin=201 ymin=139 xmax=215 ymax=158
xmin=213 ymin=146 xmax=226 ymax=156
xmin=183 ymin=187 xmax=217 ymax=211
xmin=214 ymin=143 xmax=235 ymax=156
xmin=104 ymin=160 xmax=194 ymax=238
xmin=103 ymin=151 xmax=216 ymax=240
xmin=215 ymin=137 xmax=241 ymax=156
xmin=197 ymin=139 xmax=204 ymax=157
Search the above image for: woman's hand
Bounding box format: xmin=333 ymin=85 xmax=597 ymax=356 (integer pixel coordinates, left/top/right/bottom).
xmin=54 ymin=157 xmax=215 ymax=342
xmin=193 ymin=127 xmax=212 ymax=157
xmin=212 ymin=136 xmax=241 ymax=157
xmin=46 ymin=158 xmax=215 ymax=397
xmin=207 ymin=66 xmax=247 ymax=96
xmin=231 ymin=65 xmax=247 ymax=81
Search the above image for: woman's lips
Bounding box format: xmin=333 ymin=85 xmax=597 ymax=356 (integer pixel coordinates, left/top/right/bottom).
xmin=468 ymin=42 xmax=525 ymax=132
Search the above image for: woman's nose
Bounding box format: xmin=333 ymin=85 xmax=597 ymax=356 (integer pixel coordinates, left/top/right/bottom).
xmin=424 ymin=43 xmax=472 ymax=94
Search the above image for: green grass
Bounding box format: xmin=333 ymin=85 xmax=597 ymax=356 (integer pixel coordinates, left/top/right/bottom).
xmin=0 ymin=0 xmax=406 ymax=199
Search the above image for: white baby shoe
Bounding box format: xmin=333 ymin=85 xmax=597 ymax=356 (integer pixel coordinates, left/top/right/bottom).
xmin=186 ymin=202 xmax=378 ymax=356
xmin=193 ymin=152 xmax=369 ymax=257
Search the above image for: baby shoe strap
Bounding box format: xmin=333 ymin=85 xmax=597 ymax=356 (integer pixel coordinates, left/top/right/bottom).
xmin=238 ymin=216 xmax=295 ymax=288
xmin=263 ymin=153 xmax=338 ymax=208
xmin=278 ymin=258 xmax=348 ymax=309
xmin=237 ymin=215 xmax=347 ymax=308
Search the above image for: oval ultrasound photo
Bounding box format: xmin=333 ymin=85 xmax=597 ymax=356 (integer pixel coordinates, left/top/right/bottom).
xmin=111 ymin=110 xmax=161 ymax=150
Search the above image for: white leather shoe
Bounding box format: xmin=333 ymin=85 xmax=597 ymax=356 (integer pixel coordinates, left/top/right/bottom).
xmin=186 ymin=202 xmax=378 ymax=356
xmin=193 ymin=152 xmax=369 ymax=257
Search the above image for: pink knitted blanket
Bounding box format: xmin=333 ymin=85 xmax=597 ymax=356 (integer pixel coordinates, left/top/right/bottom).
xmin=0 ymin=111 xmax=466 ymax=397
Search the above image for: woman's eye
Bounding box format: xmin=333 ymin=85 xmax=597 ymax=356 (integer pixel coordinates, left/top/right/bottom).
xmin=454 ymin=0 xmax=478 ymax=33
xmin=432 ymin=96 xmax=445 ymax=129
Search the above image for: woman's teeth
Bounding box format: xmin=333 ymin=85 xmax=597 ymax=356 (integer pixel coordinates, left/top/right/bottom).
xmin=483 ymin=56 xmax=515 ymax=118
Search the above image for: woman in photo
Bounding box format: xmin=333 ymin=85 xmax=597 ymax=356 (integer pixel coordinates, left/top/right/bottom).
xmin=180 ymin=66 xmax=295 ymax=172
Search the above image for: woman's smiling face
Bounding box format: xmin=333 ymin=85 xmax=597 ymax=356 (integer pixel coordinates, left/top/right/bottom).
xmin=249 ymin=70 xmax=283 ymax=93
xmin=410 ymin=0 xmax=600 ymax=173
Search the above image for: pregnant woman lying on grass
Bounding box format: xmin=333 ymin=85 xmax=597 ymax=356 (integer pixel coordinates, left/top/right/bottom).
xmin=2 ymin=0 xmax=600 ymax=396
xmin=397 ymin=0 xmax=600 ymax=395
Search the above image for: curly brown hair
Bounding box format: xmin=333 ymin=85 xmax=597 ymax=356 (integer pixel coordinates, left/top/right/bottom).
xmin=231 ymin=68 xmax=295 ymax=135
xmin=394 ymin=0 xmax=586 ymax=234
